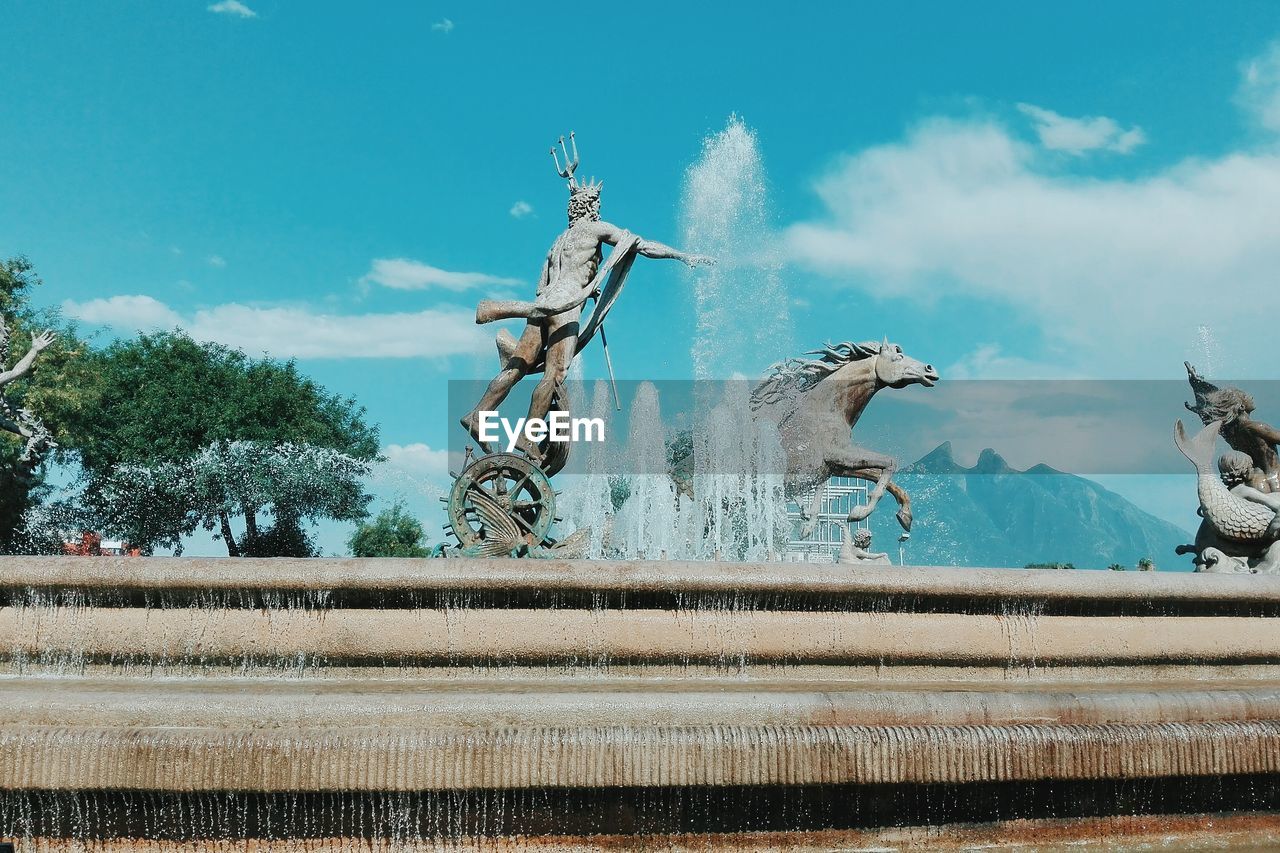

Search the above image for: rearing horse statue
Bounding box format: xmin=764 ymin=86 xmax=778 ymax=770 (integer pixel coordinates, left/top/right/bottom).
xmin=749 ymin=339 xmax=938 ymax=536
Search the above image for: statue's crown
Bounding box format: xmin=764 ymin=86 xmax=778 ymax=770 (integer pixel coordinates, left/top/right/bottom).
xmin=551 ymin=131 xmax=603 ymax=196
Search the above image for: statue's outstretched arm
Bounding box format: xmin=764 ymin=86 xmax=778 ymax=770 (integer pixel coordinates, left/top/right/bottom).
xmin=594 ymin=222 xmax=715 ymax=268
xmin=637 ymin=239 xmax=715 ymax=267
xmin=0 ymin=331 xmax=54 ymax=387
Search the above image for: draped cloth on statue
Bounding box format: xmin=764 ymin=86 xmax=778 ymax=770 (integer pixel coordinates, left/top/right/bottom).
xmin=487 ymin=233 xmax=640 ymax=374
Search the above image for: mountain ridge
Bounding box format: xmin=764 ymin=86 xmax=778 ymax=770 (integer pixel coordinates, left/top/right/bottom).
xmin=869 ymin=443 xmax=1192 ymax=569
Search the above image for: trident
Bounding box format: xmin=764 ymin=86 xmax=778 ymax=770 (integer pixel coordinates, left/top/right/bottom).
xmin=550 ymin=132 xmax=579 ymax=184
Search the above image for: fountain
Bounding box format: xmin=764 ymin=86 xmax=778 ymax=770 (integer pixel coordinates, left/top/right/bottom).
xmin=608 ymin=382 xmax=686 ymax=560
xmin=7 ymin=125 xmax=1280 ymax=851
xmin=681 ymin=115 xmax=791 ymax=381
xmin=5 ymin=557 xmax=1280 ymax=848
xmin=550 ymin=380 xmax=618 ymax=558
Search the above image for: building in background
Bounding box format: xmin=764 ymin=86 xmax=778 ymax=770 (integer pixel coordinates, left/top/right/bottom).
xmin=63 ymin=531 xmax=139 ymax=557
xmin=785 ymin=477 xmax=876 ymax=563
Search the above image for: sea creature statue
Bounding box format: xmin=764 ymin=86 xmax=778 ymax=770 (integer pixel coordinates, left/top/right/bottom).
xmin=437 ymin=487 xmax=591 ymax=559
xmin=1185 ymin=362 xmax=1280 ymax=493
xmin=1197 ymin=547 xmax=1251 ymax=574
xmin=750 ymin=339 xmax=938 ymax=537
xmin=0 ymin=319 xmax=56 ymax=482
xmin=838 ymin=525 xmax=891 ymax=565
xmin=1175 ymin=419 xmax=1280 ymax=573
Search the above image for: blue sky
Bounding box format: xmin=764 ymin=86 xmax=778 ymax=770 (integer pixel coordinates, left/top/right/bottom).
xmin=4 ymin=2 xmax=1280 ymax=553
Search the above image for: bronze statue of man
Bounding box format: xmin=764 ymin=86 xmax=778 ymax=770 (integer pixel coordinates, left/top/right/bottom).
xmin=461 ymin=133 xmax=712 ymax=463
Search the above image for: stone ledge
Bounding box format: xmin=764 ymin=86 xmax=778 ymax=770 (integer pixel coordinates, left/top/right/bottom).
xmin=4 ymin=720 xmax=1278 ymax=791
xmin=2 ymin=557 xmax=1277 ymax=604
xmin=4 ymin=607 xmax=1279 ymax=667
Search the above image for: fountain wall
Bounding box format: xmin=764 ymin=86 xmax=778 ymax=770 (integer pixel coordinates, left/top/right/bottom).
xmin=2 ymin=557 xmax=1280 ymax=849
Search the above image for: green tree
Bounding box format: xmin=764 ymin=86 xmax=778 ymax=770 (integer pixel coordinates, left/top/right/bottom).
xmin=348 ymin=503 xmax=430 ymax=557
xmin=86 ymin=441 xmax=373 ymax=556
xmin=64 ymin=331 xmax=380 ymax=555
xmin=1108 ymin=563 xmax=1126 ymax=571
xmin=1137 ymin=557 xmax=1155 ymax=572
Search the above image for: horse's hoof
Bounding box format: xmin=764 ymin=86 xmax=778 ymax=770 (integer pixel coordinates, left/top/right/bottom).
xmin=896 ymin=509 xmax=913 ymax=531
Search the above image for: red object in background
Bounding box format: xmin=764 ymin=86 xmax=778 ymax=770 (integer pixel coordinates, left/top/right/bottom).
xmin=62 ymin=531 xmax=138 ymax=557
xmin=62 ymin=531 xmax=100 ymax=556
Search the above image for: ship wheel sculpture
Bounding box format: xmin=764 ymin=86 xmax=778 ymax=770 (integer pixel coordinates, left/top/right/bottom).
xmin=443 ymin=452 xmax=559 ymax=555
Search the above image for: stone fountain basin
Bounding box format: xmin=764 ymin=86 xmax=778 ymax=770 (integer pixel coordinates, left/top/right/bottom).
xmin=3 ymin=676 xmax=1280 ymax=792
xmin=4 ymin=558 xmax=1280 ymax=846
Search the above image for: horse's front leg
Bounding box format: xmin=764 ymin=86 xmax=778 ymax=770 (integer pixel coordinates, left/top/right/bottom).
xmin=846 ymin=467 xmax=913 ymax=532
xmin=826 ymin=447 xmax=898 ymax=525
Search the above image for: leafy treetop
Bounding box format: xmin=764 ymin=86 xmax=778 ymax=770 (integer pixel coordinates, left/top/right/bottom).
xmin=65 ymin=331 xmax=379 ymax=475
xmin=348 ymin=502 xmax=430 ymax=558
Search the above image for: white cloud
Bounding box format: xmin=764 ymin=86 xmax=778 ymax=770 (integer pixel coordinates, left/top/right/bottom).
xmin=62 ymin=295 xmax=182 ymax=330
xmin=369 ymin=442 xmax=466 ymax=523
xmin=1238 ymin=41 xmax=1280 ymax=131
xmin=62 ymin=296 xmax=491 ymax=360
xmin=943 ymin=344 xmax=1077 ymax=380
xmin=382 ymin=443 xmax=450 ymax=478
xmin=509 ymin=200 xmax=533 ymax=218
xmin=208 ymin=0 xmax=257 ymax=18
xmin=206 ymin=254 xmax=227 ymax=268
xmin=431 ymin=18 xmax=454 ymax=33
xmin=1016 ymin=103 xmax=1145 ymax=155
xmin=360 ymin=257 xmax=519 ymax=292
xmin=784 ymin=115 xmax=1280 ymax=377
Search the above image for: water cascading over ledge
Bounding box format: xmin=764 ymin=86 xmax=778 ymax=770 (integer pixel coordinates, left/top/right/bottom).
xmin=3 ymin=556 xmax=1280 ymax=850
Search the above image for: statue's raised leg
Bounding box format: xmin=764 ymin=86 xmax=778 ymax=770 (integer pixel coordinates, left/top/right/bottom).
xmin=477 ymin=299 xmax=539 ymax=324
xmin=844 ymin=467 xmax=914 ymax=532
xmin=477 ymin=290 xmax=589 ymax=324
xmin=825 ymin=446 xmax=899 ymax=526
xmin=795 ymin=464 xmax=915 ymax=536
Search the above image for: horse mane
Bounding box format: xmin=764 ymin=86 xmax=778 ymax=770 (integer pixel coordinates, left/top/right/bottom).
xmin=749 ymin=340 xmax=879 ymax=411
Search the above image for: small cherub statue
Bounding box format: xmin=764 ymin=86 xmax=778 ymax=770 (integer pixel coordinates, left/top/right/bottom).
xmin=838 ymin=524 xmax=891 ymax=565
xmin=1217 ymin=450 xmax=1280 ymax=540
